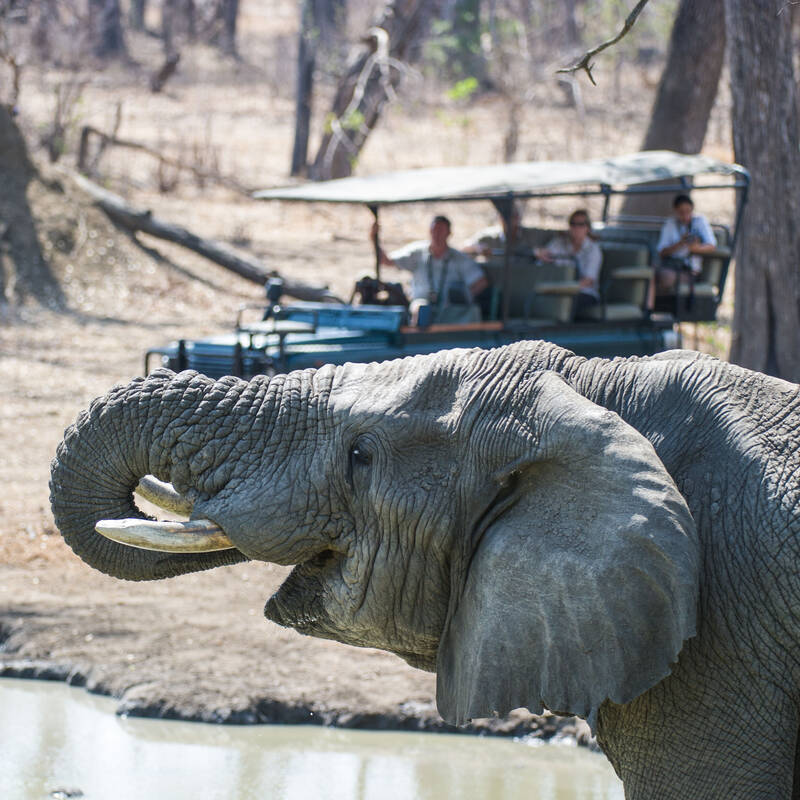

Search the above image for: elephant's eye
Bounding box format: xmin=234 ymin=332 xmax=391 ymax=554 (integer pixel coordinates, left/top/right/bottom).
xmin=350 ymin=442 xmax=372 ymax=467
xmin=347 ymin=440 xmax=372 ymax=489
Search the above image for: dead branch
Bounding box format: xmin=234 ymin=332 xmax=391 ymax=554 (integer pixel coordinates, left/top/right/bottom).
xmin=557 ymin=0 xmax=652 ymax=85
xmin=150 ymin=52 xmax=181 ymax=93
xmin=310 ymin=0 xmax=432 ymax=180
xmin=67 ymin=171 xmax=338 ymax=302
xmin=77 ymin=124 xmax=254 ymax=196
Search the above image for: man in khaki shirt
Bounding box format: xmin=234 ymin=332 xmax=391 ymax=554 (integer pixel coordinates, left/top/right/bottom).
xmin=370 ymin=215 xmax=488 ymax=322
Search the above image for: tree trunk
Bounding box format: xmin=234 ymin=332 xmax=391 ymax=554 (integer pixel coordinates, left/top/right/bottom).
xmin=220 ymin=0 xmax=239 ymax=55
xmin=0 ymin=107 xmax=64 ymax=307
xmin=622 ymin=0 xmax=726 ymax=218
xmin=129 ymin=0 xmax=147 ymax=31
xmin=725 ymin=0 xmax=800 ymax=381
xmin=290 ymin=0 xmax=317 ymax=177
xmin=310 ymin=0 xmax=442 ymax=181
xmin=563 ymin=0 xmax=581 ymax=48
xmin=314 ymin=0 xmax=347 ymax=43
xmin=289 ymin=0 xmax=347 ymax=176
xmin=32 ymin=0 xmax=58 ymax=55
xmin=162 ymin=0 xmax=177 ymax=56
xmin=90 ymin=0 xmax=126 ymax=58
xmin=185 ymin=0 xmax=196 ymax=39
xmin=449 ymin=0 xmax=486 ymax=84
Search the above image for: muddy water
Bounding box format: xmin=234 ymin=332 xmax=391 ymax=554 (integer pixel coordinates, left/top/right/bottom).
xmin=0 ymin=678 xmax=623 ymax=799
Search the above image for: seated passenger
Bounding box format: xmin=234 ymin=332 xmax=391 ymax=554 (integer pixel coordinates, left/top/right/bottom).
xmin=463 ymin=203 xmax=525 ymax=257
xmin=534 ymin=209 xmax=602 ymax=320
xmin=655 ymin=194 xmax=717 ymax=299
xmin=370 ymin=215 xmax=488 ymax=325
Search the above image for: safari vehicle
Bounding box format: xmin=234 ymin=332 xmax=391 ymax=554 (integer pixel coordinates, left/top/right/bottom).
xmin=146 ymin=151 xmax=749 ymax=380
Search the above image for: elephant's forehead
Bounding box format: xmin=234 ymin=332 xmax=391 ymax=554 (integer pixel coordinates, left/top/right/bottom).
xmin=327 ymin=354 xmax=464 ymax=418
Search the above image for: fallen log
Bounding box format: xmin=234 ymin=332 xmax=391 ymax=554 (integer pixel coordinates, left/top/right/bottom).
xmin=69 ymin=172 xmax=339 ymax=303
xmin=77 ymin=125 xmax=254 ymax=197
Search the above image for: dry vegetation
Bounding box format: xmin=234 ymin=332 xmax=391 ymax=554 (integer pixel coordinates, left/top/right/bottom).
xmin=0 ymin=0 xmax=736 ymax=728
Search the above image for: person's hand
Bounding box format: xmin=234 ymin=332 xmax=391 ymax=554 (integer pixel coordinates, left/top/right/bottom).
xmin=535 ymin=248 xmax=553 ymax=262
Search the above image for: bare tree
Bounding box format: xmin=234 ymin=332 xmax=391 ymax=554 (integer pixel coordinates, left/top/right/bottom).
xmin=290 ymin=0 xmax=317 ymax=177
xmin=219 ymin=0 xmax=239 ymax=55
xmin=447 ymin=0 xmax=486 ymax=84
xmin=622 ymin=0 xmax=726 ymax=218
xmin=162 ymin=0 xmax=178 ymax=55
xmin=290 ymin=0 xmax=348 ymax=176
xmin=310 ymin=0 xmax=440 ymax=181
xmin=725 ymin=0 xmax=800 ymax=381
xmin=129 ymin=0 xmax=147 ymax=31
xmin=0 ymin=105 xmax=64 ymax=307
xmin=563 ymin=0 xmax=582 ymax=48
xmin=89 ymin=0 xmax=126 ymax=58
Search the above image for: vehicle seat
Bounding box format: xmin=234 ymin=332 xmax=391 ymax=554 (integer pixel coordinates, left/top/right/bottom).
xmin=434 ymin=303 xmax=482 ymax=324
xmin=599 ymin=222 xmax=732 ymax=322
xmin=481 ymin=238 xmax=580 ymax=323
xmin=655 ymin=247 xmax=731 ymax=320
xmin=581 ymin=241 xmax=652 ymax=321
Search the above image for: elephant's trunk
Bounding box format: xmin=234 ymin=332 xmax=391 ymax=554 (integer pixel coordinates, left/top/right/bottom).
xmin=49 ymin=368 xmax=267 ymax=581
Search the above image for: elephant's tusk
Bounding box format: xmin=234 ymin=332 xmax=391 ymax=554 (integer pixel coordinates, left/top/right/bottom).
xmin=135 ymin=476 xmax=194 ymax=517
xmin=95 ymin=518 xmax=235 ymax=553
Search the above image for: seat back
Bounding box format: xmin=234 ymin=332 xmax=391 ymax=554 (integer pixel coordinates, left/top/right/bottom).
xmin=599 ymin=241 xmax=651 ymax=308
xmin=482 ymin=248 xmax=576 ymax=322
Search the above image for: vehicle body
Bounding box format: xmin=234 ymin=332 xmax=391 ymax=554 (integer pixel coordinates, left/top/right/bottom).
xmin=147 ymin=151 xmax=749 ymax=380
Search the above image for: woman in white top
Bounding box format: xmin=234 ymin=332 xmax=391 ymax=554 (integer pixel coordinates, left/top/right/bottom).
xmin=534 ymin=209 xmax=602 ymax=319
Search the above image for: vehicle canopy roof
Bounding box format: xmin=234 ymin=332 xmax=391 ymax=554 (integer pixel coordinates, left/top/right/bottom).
xmin=253 ymin=150 xmax=748 ymax=207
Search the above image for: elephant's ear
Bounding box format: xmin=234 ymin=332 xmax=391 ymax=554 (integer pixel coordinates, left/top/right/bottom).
xmin=436 ymin=371 xmax=699 ymax=730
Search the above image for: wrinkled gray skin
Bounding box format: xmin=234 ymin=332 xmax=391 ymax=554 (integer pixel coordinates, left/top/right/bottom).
xmin=50 ymin=340 xmax=800 ymax=799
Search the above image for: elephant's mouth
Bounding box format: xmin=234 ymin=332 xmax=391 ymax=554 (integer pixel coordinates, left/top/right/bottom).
xmin=98 ymin=489 xmax=439 ymax=668
xmin=265 ymin=549 xmax=339 ymax=635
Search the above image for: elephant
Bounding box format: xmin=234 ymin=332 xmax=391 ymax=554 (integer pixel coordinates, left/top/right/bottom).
xmin=49 ymin=339 xmax=800 ymax=799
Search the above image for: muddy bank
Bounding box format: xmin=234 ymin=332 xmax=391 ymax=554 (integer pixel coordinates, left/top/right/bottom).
xmin=0 ymin=555 xmax=592 ymax=746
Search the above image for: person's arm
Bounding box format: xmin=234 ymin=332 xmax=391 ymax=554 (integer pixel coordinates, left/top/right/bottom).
xmin=462 ymin=233 xmax=493 ymax=257
xmin=463 ymin=243 xmax=492 ymax=257
xmin=534 ymin=238 xmax=558 ymax=262
xmin=660 ymin=238 xmax=690 ymax=257
xmin=579 ymin=243 xmax=602 ymax=290
xmin=369 ymin=222 xmax=396 ymax=267
xmin=688 ymin=216 xmax=717 ymax=255
xmin=657 ymin=220 xmax=686 ymax=258
xmin=458 ymin=253 xmax=490 ymax=298
xmin=469 ymin=275 xmax=489 ymax=297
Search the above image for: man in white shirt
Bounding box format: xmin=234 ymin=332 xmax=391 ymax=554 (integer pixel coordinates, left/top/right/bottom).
xmin=370 ymin=215 xmax=488 ymax=322
xmin=656 ymin=194 xmax=717 ymax=296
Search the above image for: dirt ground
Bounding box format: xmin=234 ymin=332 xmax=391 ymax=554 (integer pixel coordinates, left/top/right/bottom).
xmin=0 ymin=16 xmax=735 ymax=743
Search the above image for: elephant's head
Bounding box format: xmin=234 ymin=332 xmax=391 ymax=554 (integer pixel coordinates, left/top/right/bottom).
xmin=50 ymin=343 xmax=699 ymax=727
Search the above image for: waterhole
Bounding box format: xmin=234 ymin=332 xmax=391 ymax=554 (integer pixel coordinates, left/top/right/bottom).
xmin=0 ymin=678 xmax=623 ymax=799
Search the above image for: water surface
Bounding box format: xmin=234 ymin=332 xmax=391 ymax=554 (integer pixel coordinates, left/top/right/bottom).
xmin=0 ymin=678 xmax=623 ymax=799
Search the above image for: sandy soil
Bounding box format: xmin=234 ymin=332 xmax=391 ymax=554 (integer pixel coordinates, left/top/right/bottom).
xmin=0 ymin=16 xmax=734 ymax=743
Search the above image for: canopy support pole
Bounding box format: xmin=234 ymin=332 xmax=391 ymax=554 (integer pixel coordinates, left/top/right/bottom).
xmin=491 ymin=194 xmax=515 ymax=326
xmin=600 ymin=184 xmax=612 ymax=223
xmin=368 ymin=204 xmax=381 ymax=282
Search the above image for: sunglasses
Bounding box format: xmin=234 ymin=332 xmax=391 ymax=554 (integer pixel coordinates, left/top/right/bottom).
xmin=569 ymin=220 xmax=589 ymax=227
